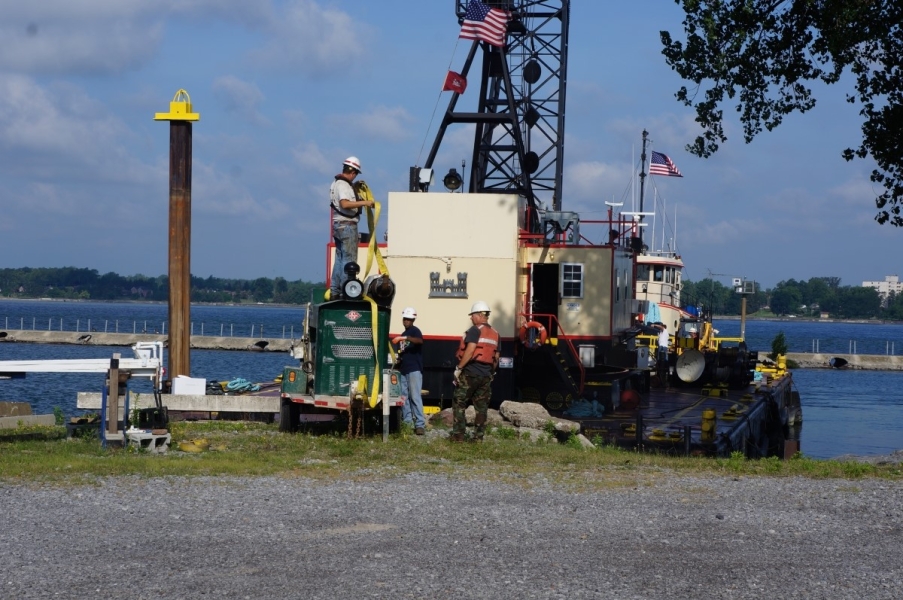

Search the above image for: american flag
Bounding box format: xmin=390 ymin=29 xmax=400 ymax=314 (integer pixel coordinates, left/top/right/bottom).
xmin=459 ymin=0 xmax=509 ymax=48
xmin=649 ymin=151 xmax=683 ymax=177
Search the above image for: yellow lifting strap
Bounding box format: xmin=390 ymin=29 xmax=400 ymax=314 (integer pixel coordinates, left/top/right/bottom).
xmin=354 ymin=181 xmax=390 ymax=279
xmin=354 ymin=181 xmax=395 ymax=409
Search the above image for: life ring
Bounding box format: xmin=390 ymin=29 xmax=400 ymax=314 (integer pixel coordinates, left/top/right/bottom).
xmin=519 ymin=321 xmax=547 ymax=350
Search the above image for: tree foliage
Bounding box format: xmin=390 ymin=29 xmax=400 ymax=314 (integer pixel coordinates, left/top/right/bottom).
xmin=0 ymin=267 xmax=323 ymax=305
xmin=769 ymin=331 xmax=788 ymax=360
xmin=661 ymin=0 xmax=903 ymax=225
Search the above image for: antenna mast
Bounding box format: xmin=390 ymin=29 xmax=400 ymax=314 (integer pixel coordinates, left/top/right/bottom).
xmin=638 ymin=129 xmax=648 ymax=244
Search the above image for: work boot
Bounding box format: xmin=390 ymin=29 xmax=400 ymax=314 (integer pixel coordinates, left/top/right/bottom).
xmin=415 ymin=427 xmax=425 ymax=436
xmin=474 ymin=413 xmax=486 ymax=442
xmin=449 ymin=432 xmax=465 ymax=442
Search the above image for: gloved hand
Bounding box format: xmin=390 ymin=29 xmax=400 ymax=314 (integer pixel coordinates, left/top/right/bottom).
xmin=392 ymin=336 xmax=405 ymax=345
xmin=453 ymin=367 xmax=462 ymax=385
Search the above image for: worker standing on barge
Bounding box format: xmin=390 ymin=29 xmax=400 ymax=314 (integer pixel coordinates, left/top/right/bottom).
xmin=451 ymin=301 xmax=500 ymax=442
xmin=656 ymin=324 xmax=671 ymax=385
xmin=329 ymin=156 xmax=374 ymax=299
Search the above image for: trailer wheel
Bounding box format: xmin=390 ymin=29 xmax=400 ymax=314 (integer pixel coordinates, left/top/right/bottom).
xmin=279 ymin=399 xmax=300 ymax=433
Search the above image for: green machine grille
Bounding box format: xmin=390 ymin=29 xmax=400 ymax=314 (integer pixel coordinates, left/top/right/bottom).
xmin=314 ymin=301 xmax=391 ymax=396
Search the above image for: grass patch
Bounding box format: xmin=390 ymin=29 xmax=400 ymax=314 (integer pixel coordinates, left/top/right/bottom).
xmin=0 ymin=422 xmax=899 ymax=486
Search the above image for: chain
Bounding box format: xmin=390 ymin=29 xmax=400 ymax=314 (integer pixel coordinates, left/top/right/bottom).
xmin=346 ymin=400 xmax=364 ymax=439
xmin=347 ymin=404 xmax=353 ymax=438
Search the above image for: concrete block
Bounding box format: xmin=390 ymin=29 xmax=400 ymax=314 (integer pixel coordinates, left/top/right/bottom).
xmin=127 ymin=431 xmax=171 ymax=453
xmin=0 ymin=402 xmax=33 ymax=417
xmin=172 ymin=377 xmax=206 ymax=395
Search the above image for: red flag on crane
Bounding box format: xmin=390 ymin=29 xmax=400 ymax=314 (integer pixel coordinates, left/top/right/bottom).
xmin=442 ymin=71 xmax=467 ymax=94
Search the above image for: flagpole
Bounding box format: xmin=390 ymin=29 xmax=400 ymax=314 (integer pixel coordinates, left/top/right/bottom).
xmin=631 ymin=144 xmax=635 ymax=213
xmin=660 ymin=194 xmax=665 ymax=253
xmin=638 ymin=130 xmax=648 ymax=245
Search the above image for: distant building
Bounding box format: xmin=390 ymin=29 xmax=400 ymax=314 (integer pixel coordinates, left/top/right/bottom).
xmin=862 ymin=275 xmax=903 ymax=304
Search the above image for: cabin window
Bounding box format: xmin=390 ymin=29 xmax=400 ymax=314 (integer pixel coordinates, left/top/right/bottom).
xmin=666 ymin=268 xmax=672 ymax=284
xmin=653 ymin=267 xmax=664 ymax=282
xmin=637 ymin=265 xmax=650 ymax=282
xmin=561 ymin=263 xmax=584 ymax=298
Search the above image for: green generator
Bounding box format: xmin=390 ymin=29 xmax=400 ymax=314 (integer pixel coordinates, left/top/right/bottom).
xmin=311 ymin=299 xmax=392 ymax=397
xmin=280 ymin=297 xmax=405 ymax=434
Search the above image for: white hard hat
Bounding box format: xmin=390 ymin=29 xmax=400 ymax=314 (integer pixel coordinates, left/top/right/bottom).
xmin=401 ymin=307 xmax=417 ymax=319
xmin=343 ymin=156 xmax=362 ymax=173
xmin=469 ymin=300 xmax=491 ymax=314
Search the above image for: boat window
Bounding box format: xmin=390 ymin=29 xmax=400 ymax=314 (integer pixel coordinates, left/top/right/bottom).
xmin=561 ymin=263 xmax=584 ymax=298
xmin=666 ymin=268 xmax=672 ymax=284
xmin=653 ymin=267 xmax=664 ymax=282
xmin=637 ymin=265 xmax=650 ymax=282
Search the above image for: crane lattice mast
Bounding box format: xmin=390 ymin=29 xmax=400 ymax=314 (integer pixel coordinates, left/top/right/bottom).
xmin=424 ymin=0 xmax=570 ymax=231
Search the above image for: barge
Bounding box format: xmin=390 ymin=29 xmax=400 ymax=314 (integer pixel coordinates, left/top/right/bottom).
xmin=306 ymin=0 xmax=804 ymax=457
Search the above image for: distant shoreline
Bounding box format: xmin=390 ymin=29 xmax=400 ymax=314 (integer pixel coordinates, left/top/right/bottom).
xmin=0 ymin=330 xmax=292 ymax=352
xmin=0 ymin=297 xmax=303 ymax=309
xmin=714 ymin=315 xmax=903 ymax=325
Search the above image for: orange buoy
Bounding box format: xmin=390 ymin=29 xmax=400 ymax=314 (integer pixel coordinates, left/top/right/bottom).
xmin=518 ymin=321 xmax=548 ymax=350
xmin=620 ymin=389 xmax=641 ymax=410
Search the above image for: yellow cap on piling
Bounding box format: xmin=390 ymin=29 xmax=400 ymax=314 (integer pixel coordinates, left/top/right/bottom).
xmin=154 ymin=89 xmax=200 ymax=121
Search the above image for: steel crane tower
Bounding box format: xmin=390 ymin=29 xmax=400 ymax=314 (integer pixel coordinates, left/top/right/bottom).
xmin=423 ymin=1 xmax=570 ymax=230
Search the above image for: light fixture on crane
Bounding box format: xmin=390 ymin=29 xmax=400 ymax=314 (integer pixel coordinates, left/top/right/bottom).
xmin=443 ymin=168 xmax=463 ymax=191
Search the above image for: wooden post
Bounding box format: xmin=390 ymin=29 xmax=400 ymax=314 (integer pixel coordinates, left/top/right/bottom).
xmin=107 ymin=353 xmax=120 ymax=435
xmin=740 ymin=296 xmax=747 ymax=341
xmin=155 ymin=90 xmax=200 ymax=381
xmin=168 ymin=120 xmax=192 ymax=379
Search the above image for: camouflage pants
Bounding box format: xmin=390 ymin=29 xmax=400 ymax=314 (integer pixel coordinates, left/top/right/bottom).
xmin=452 ymin=374 xmax=491 ymax=439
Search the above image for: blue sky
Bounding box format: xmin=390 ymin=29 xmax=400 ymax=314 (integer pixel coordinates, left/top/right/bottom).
xmin=0 ymin=0 xmax=896 ymax=289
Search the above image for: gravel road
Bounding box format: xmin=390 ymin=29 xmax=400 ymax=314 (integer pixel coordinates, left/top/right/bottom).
xmin=2 ymin=470 xmax=902 ymax=599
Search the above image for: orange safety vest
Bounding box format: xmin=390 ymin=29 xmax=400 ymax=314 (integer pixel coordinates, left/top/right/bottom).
xmin=456 ymin=323 xmax=500 ymax=365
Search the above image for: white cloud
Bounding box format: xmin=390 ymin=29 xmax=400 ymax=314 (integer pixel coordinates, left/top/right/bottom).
xmin=0 ymin=76 xmax=153 ymax=185
xmin=248 ymin=0 xmax=370 ymax=76
xmin=212 ymin=76 xmax=269 ymax=126
xmin=292 ymin=142 xmax=333 ymax=175
xmin=0 ymin=5 xmax=163 ymax=74
xmin=336 ymin=106 xmax=416 ymax=143
xmin=0 ymin=0 xmax=363 ymax=81
xmin=191 ymin=160 xmax=293 ymax=220
xmin=690 ymin=217 xmax=765 ymax=246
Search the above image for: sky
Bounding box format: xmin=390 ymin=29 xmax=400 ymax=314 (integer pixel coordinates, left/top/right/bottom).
xmin=0 ymin=0 xmax=898 ymax=290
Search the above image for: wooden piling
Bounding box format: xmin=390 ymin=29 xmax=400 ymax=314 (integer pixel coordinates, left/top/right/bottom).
xmin=168 ymin=121 xmax=192 ymax=378
xmin=155 ymin=90 xmax=200 ymax=381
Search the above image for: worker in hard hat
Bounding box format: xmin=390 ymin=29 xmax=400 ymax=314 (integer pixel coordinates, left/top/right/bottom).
xmin=451 ymin=301 xmax=500 ymax=442
xmin=392 ymin=307 xmax=425 ymax=435
xmin=329 ymin=156 xmax=375 ymax=299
